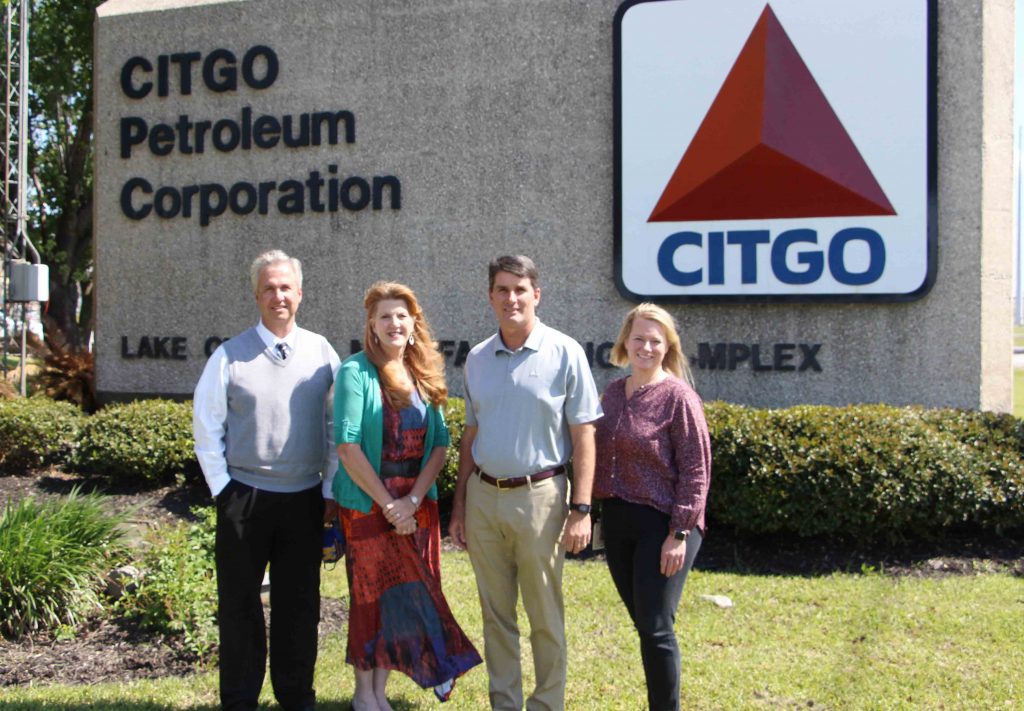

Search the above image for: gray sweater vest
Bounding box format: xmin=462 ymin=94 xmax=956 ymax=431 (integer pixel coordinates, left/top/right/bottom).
xmin=223 ymin=326 xmax=334 ymax=493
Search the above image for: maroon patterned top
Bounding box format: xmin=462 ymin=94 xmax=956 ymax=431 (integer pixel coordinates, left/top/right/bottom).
xmin=593 ymin=376 xmax=711 ymax=533
xmin=381 ymin=386 xmax=427 ymax=463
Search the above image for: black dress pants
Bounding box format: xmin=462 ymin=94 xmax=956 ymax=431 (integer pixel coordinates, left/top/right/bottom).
xmin=215 ymin=480 xmax=324 ymax=711
xmin=602 ymin=498 xmax=703 ymax=711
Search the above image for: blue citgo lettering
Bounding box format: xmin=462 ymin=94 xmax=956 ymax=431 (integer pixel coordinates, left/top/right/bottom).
xmin=708 ymin=231 xmax=725 ymax=285
xmin=655 ymin=227 xmax=885 ymax=288
xmin=726 ymin=230 xmax=770 ymax=284
xmin=771 ymin=229 xmax=824 ymax=285
xmin=828 ymin=228 xmax=885 ymax=285
xmin=657 ymin=231 xmax=703 ymax=286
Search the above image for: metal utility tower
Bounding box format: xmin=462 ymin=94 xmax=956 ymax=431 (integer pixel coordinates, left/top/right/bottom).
xmin=2 ymin=0 xmax=30 ymax=251
xmin=2 ymin=0 xmax=47 ymax=395
xmin=2 ymin=0 xmax=30 ymax=257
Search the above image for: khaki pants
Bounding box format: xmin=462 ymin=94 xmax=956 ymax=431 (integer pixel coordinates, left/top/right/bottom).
xmin=465 ymin=471 xmax=569 ymax=711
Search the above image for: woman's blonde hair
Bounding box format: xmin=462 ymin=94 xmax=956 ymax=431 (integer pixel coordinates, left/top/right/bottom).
xmin=362 ymin=281 xmax=448 ymax=409
xmin=610 ymin=303 xmax=693 ymax=384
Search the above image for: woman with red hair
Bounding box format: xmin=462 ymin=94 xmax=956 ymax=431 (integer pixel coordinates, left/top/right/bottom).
xmin=331 ymin=282 xmax=480 ymax=710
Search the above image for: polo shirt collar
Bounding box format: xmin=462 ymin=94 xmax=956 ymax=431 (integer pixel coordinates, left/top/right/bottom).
xmin=494 ymin=319 xmax=546 ymax=355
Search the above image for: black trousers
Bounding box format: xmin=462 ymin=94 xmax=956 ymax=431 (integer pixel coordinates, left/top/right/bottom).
xmin=215 ymin=480 xmax=324 ymax=711
xmin=602 ymin=498 xmax=703 ymax=711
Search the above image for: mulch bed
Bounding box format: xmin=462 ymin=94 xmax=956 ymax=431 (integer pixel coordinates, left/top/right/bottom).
xmin=0 ymin=598 xmax=348 ymax=687
xmin=0 ymin=470 xmax=348 ymax=688
xmin=1 ymin=469 xmax=1021 ymax=687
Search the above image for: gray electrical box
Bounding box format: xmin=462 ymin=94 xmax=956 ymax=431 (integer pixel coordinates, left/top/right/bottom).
xmin=9 ymin=262 xmax=50 ymax=302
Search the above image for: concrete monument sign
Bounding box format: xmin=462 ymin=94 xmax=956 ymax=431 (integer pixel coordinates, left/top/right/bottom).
xmin=93 ymin=0 xmax=1013 ymax=411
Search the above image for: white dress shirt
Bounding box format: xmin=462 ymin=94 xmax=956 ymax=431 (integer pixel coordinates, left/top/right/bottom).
xmin=193 ymin=321 xmax=341 ymax=497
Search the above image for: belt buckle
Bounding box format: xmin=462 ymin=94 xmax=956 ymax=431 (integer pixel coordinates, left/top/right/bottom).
xmin=496 ymin=477 xmax=514 ymax=490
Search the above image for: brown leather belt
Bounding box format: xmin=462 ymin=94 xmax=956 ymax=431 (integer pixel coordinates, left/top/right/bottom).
xmin=476 ymin=465 xmax=566 ymax=490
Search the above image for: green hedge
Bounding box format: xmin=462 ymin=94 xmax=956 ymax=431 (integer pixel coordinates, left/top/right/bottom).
xmin=0 ymin=397 xmax=84 ymax=473
xmin=5 ymin=393 xmax=1024 ymax=541
xmin=706 ymin=402 xmax=1024 ymax=540
xmin=73 ymin=399 xmax=201 ymax=485
xmin=440 ymin=398 xmax=1024 ymax=540
xmin=439 ymin=397 xmax=466 ymax=500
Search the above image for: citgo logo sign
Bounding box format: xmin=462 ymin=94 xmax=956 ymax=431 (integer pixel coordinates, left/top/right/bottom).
xmin=614 ymin=0 xmax=935 ymax=302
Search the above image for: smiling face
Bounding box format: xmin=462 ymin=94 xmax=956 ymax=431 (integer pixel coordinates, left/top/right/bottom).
xmin=371 ymin=298 xmax=414 ymax=355
xmin=488 ymin=270 xmax=540 ymax=338
xmin=255 ymin=261 xmax=302 ymax=337
xmin=626 ymin=317 xmax=668 ymax=376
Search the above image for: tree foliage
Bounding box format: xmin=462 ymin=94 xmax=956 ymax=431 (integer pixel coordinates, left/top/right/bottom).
xmin=26 ymin=0 xmax=103 ymax=347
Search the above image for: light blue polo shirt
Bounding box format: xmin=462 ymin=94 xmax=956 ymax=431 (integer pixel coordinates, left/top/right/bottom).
xmin=463 ymin=320 xmax=603 ymax=478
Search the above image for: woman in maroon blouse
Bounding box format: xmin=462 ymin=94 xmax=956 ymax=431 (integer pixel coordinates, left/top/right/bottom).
xmin=593 ymin=303 xmax=711 ymax=711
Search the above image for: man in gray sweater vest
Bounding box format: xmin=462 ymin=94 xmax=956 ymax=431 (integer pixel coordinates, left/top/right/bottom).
xmin=193 ymin=250 xmax=340 ymax=711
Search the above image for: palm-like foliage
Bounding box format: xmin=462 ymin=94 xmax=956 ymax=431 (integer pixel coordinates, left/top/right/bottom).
xmin=36 ymin=333 xmax=95 ymax=412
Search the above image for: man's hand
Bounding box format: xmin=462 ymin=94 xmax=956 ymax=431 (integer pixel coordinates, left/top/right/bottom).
xmin=450 ymin=425 xmax=477 ymax=551
xmin=449 ymin=503 xmax=468 ymax=550
xmin=563 ymin=510 xmax=592 ymax=554
xmin=323 ymin=498 xmax=340 ymax=525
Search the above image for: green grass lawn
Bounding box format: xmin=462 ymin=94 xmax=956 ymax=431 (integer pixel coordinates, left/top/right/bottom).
xmin=1 ymin=552 xmax=1020 ymax=710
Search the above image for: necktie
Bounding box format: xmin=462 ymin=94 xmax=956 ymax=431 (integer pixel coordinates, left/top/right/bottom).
xmin=275 ymin=342 xmax=289 ymax=360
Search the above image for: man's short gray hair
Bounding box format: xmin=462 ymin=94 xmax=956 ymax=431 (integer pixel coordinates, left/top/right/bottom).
xmin=250 ymin=250 xmax=303 ymax=293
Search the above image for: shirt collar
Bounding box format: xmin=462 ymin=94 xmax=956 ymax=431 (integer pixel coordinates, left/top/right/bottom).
xmin=256 ymin=321 xmax=297 ymax=350
xmin=494 ymin=319 xmax=545 ymax=355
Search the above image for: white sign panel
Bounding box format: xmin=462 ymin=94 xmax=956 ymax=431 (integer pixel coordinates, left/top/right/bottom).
xmin=614 ymin=0 xmax=935 ymax=301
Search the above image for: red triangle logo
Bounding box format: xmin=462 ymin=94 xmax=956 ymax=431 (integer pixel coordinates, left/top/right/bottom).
xmin=649 ymin=4 xmax=895 ymax=222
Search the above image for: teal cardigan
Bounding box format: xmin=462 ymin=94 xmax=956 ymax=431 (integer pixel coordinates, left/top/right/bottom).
xmin=331 ymin=351 xmax=450 ymax=512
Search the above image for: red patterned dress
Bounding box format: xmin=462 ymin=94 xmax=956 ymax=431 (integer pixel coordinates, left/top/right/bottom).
xmin=339 ymin=387 xmax=480 ymax=696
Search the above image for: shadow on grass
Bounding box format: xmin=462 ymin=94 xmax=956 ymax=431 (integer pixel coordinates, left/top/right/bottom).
xmin=436 ymin=498 xmax=1023 ymax=578
xmin=557 ymin=523 xmax=1024 ymax=578
xmin=683 ymin=526 xmax=1024 ymax=577
xmin=0 ymin=700 xmax=426 ymax=711
xmin=0 ymin=705 xmax=218 ymax=711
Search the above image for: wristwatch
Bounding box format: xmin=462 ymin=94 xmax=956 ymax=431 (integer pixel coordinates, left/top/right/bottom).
xmin=569 ymin=502 xmax=592 ymax=514
xmin=409 ymin=494 xmax=420 ymax=508
xmin=673 ymin=529 xmax=690 ymax=541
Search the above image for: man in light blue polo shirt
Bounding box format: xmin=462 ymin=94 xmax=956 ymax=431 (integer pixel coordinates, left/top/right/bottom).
xmin=450 ymin=255 xmax=603 ymax=711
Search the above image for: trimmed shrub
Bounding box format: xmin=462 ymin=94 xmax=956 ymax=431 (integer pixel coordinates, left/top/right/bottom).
xmin=439 ymin=397 xmax=466 ymax=500
xmin=74 ymin=399 xmax=201 ymax=485
xmin=706 ymin=402 xmax=1024 ymax=541
xmin=118 ymin=506 xmax=218 ymax=662
xmin=0 ymin=488 xmax=127 ymax=638
xmin=0 ymin=397 xmax=84 ymax=473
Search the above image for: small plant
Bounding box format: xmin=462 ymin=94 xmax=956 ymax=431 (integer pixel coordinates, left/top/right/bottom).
xmin=0 ymin=487 xmax=127 ymax=638
xmin=74 ymin=399 xmax=201 ymax=485
xmin=36 ymin=335 xmax=97 ymax=413
xmin=118 ymin=506 xmax=218 ymax=662
xmin=0 ymin=397 xmax=84 ymax=473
